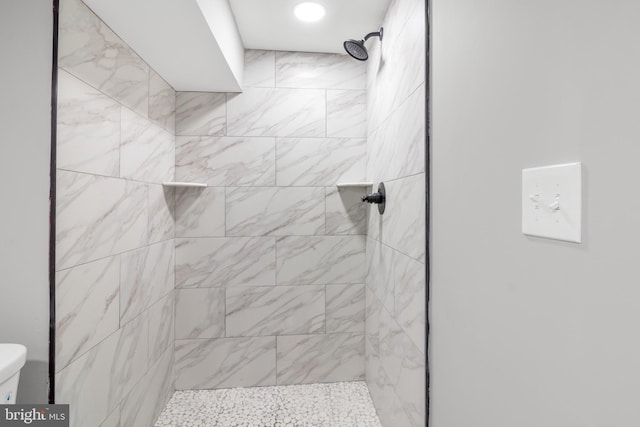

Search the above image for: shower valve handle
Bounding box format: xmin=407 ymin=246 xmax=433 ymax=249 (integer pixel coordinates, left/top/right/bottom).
xmin=361 ymin=192 xmax=385 ymax=204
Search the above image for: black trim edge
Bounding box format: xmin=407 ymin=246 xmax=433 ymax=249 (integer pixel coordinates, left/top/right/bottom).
xmin=49 ymin=0 xmax=59 ymax=404
xmin=425 ymin=0 xmax=431 ymax=425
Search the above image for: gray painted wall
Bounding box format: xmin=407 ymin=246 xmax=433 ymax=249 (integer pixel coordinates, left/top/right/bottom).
xmin=0 ymin=0 xmax=52 ymax=404
xmin=432 ymin=0 xmax=640 ymax=425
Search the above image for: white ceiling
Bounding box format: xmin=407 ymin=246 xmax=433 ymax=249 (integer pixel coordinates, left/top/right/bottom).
xmin=82 ymin=0 xmax=390 ymax=92
xmin=229 ymin=0 xmax=391 ymax=54
xmin=83 ymin=0 xmax=245 ymax=92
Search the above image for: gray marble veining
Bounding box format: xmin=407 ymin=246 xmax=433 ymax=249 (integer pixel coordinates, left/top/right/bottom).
xmin=327 ymin=90 xmax=367 ymax=138
xmin=226 ymin=187 xmax=325 ymax=236
xmin=276 ymin=333 xmax=365 ymax=385
xmin=276 ymin=235 xmax=366 ymax=285
xmin=56 ymin=170 xmax=148 ymax=271
xmin=148 ymin=69 xmax=176 ymax=134
xmin=227 ymin=87 xmax=325 ymax=137
xmin=379 ymin=175 xmax=425 ymax=261
xmin=244 ymin=50 xmax=275 ymax=88
xmin=121 ymin=346 xmax=174 ymax=427
xmin=175 ymin=237 xmax=276 ymax=288
xmin=275 ymin=51 xmax=366 ymax=90
xmin=226 ymin=286 xmax=325 ymax=337
xmin=366 ymin=237 xmax=395 ymax=315
xmin=55 ymin=315 xmax=148 ymax=427
xmin=379 ymin=308 xmax=425 ymax=427
xmin=368 ymin=84 xmax=425 ymax=181
xmin=148 ymin=184 xmax=175 ymax=244
xmin=325 ymin=187 xmax=367 ymax=235
xmin=276 ymin=138 xmax=366 ymax=186
xmin=57 ymin=69 xmax=120 ymax=177
xmin=326 ymin=284 xmax=366 ymax=333
xmin=99 ymin=406 xmax=120 ymax=427
xmin=175 ymin=337 xmax=276 ymax=389
xmin=120 ymin=107 xmax=175 ymax=183
xmin=175 ymin=288 xmax=225 ymax=339
xmin=394 ymin=251 xmax=426 ymax=355
xmin=175 ymin=187 xmax=225 ymax=237
xmin=175 ymin=136 xmax=276 ymax=186
xmin=148 ymin=292 xmax=175 ymax=365
xmin=175 ymin=92 xmax=226 ymax=136
xmin=59 ymin=0 xmax=149 ymax=116
xmin=120 ymin=240 xmax=174 ymax=325
xmin=56 ymin=255 xmax=119 ymax=371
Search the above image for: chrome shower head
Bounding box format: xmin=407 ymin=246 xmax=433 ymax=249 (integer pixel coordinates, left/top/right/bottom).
xmin=343 ymin=27 xmax=383 ymax=61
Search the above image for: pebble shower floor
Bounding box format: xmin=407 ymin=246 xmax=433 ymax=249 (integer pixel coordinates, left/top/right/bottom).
xmin=154 ymin=381 xmax=382 ymax=427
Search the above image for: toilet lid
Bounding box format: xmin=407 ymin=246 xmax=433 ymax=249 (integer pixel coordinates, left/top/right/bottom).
xmin=0 ymin=344 xmax=27 ymax=385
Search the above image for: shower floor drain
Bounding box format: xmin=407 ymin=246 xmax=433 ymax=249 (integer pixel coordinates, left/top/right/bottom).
xmin=154 ymin=381 xmax=381 ymax=427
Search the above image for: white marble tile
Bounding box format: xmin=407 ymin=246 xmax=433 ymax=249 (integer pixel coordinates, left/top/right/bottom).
xmin=226 ymin=286 xmax=325 ymax=336
xmin=121 ymin=347 xmax=174 ymax=427
xmin=175 ymin=92 xmax=226 ymax=136
xmin=276 ymin=333 xmax=365 ymax=385
xmin=148 ymin=69 xmax=176 ymax=134
xmin=226 ymin=187 xmax=325 ymax=236
xmin=57 ymin=69 xmax=120 ymax=177
xmin=379 ymin=174 xmax=425 ymax=261
xmin=175 ymin=237 xmax=276 ymax=288
xmin=276 ymin=235 xmax=366 ymax=285
xmin=155 ymin=382 xmax=381 ymax=427
xmin=394 ymin=251 xmax=426 ymax=355
xmin=120 ymin=240 xmax=174 ymax=325
xmin=326 ymin=284 xmax=366 ymax=333
xmin=327 ymin=90 xmax=367 ymax=138
xmin=379 ymin=308 xmax=425 ymax=427
xmin=56 ymin=255 xmax=119 ymax=370
xmin=175 ymin=337 xmax=276 ymax=389
xmin=368 ymin=7 xmax=425 ymax=129
xmin=175 ymin=288 xmax=225 ymax=339
xmin=276 ymin=138 xmax=366 ymax=186
xmin=120 ymin=107 xmax=175 ymax=183
xmin=367 ymin=363 xmax=414 ymax=427
xmin=175 ymin=136 xmax=276 ymax=186
xmin=368 ymin=84 xmax=425 ymax=181
xmin=148 ymin=292 xmax=175 ymax=365
xmin=59 ymin=0 xmax=149 ymax=116
xmin=56 ymin=170 xmax=148 ymax=270
xmin=148 ymin=184 xmax=175 ymax=244
xmin=99 ymin=406 xmax=120 ymax=427
xmin=227 ymin=87 xmax=325 ymax=137
xmin=175 ymin=187 xmax=225 ymax=237
xmin=325 ymin=186 xmax=367 ymax=235
xmin=366 ymin=237 xmax=395 ymax=315
xmin=275 ymin=51 xmax=366 ymax=90
xmin=244 ymin=50 xmax=275 ymax=88
xmin=55 ymin=315 xmax=148 ymax=427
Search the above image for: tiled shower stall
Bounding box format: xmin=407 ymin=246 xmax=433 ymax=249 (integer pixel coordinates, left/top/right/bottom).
xmin=53 ymin=0 xmax=426 ymax=425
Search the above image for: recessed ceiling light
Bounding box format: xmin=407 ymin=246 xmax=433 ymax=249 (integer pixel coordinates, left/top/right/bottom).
xmin=294 ymin=2 xmax=325 ymax=22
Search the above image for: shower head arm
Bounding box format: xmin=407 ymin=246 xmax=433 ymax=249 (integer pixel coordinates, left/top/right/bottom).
xmin=363 ymin=27 xmax=384 ymax=42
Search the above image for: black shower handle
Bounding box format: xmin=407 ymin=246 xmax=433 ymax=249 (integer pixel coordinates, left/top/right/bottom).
xmin=361 ymin=192 xmax=384 ymax=204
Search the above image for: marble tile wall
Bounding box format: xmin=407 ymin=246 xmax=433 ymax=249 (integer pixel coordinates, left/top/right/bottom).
xmin=55 ymin=0 xmax=176 ymax=425
xmin=364 ymin=0 xmax=427 ymax=426
xmin=173 ymin=49 xmax=369 ymax=389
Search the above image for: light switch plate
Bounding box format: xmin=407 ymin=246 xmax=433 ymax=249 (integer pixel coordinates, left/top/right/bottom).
xmin=522 ymin=162 xmax=582 ymax=243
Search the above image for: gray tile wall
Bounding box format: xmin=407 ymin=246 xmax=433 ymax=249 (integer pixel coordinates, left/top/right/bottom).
xmin=174 ymin=49 xmax=369 ymax=389
xmin=54 ymin=0 xmax=176 ymax=425
xmin=365 ymin=0 xmax=427 ymax=426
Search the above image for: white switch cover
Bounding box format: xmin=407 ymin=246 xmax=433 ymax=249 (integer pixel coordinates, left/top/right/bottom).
xmin=522 ymin=162 xmax=582 ymax=243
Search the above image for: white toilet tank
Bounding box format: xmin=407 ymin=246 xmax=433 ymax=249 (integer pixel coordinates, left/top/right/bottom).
xmin=0 ymin=344 xmax=27 ymax=404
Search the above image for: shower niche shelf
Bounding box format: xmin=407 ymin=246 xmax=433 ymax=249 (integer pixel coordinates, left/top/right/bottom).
xmin=162 ymin=182 xmax=208 ymax=188
xmin=336 ymin=182 xmax=373 ymax=189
